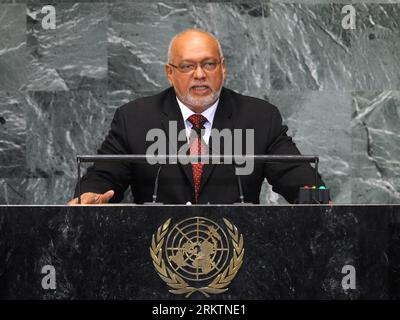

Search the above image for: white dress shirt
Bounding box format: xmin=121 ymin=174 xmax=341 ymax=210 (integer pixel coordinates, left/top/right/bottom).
xmin=176 ymin=97 xmax=219 ymax=145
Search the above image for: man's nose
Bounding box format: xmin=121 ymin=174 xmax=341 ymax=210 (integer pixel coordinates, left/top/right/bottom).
xmin=193 ymin=64 xmax=206 ymax=79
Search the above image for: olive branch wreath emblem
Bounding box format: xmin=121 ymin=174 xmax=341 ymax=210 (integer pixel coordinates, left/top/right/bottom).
xmin=150 ymin=217 xmax=244 ymax=298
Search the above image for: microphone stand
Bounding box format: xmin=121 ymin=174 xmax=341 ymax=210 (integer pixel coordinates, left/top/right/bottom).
xmin=233 ymin=164 xmax=253 ymax=205
xmin=144 ymin=164 xmax=164 ymax=205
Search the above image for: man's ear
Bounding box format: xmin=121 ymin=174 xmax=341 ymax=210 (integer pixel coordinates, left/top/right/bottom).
xmin=165 ymin=64 xmax=173 ymax=86
xmin=221 ymin=58 xmax=227 ymax=81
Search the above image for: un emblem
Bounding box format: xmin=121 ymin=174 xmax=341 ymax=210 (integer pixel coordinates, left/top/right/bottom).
xmin=150 ymin=217 xmax=244 ymax=298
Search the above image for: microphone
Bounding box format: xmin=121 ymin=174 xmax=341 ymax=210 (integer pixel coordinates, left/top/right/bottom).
xmin=144 ymin=164 xmax=164 ymax=205
xmin=236 ymin=174 xmax=245 ymax=204
xmin=233 ymin=163 xmax=253 ymax=205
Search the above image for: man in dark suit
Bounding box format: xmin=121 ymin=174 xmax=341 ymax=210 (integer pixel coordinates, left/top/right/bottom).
xmin=68 ymin=29 xmax=325 ymax=205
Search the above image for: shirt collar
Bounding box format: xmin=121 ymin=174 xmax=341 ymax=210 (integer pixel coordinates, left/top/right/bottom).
xmin=176 ymin=97 xmax=219 ymax=125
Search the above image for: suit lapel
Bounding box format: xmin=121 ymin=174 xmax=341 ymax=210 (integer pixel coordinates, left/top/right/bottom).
xmin=199 ymin=88 xmax=234 ymax=195
xmin=161 ymin=88 xmax=194 ymax=190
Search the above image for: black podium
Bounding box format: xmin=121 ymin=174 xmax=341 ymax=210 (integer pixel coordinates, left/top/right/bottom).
xmin=1 ymin=205 xmax=399 ymax=299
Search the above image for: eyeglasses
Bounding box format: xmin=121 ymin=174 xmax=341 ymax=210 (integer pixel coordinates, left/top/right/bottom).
xmin=168 ymin=59 xmax=223 ymax=73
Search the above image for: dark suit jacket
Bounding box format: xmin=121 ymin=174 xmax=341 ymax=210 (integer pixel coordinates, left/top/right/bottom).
xmin=75 ymin=87 xmax=325 ymax=204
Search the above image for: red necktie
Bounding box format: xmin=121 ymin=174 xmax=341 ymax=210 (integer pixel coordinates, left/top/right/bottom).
xmin=187 ymin=114 xmax=208 ymax=203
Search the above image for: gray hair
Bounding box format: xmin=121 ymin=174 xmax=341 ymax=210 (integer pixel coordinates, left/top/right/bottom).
xmin=167 ymin=29 xmax=224 ymax=63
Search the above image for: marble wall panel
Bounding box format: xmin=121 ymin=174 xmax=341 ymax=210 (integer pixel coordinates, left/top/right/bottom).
xmin=0 ymin=92 xmax=27 ymax=178
xmin=0 ymin=4 xmax=28 ymax=92
xmin=350 ymin=4 xmax=400 ymax=90
xmin=26 ymin=3 xmax=108 ymax=91
xmin=0 ymin=178 xmax=27 ymax=204
xmin=270 ymin=3 xmax=353 ymax=90
xmin=352 ymin=91 xmax=400 ymax=203
xmin=25 ymin=90 xmax=111 ymax=202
